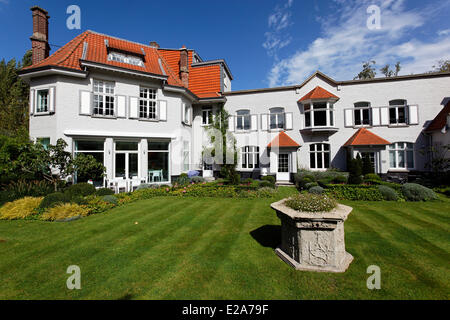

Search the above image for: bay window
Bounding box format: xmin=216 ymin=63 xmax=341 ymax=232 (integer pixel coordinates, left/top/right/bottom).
xmin=309 ymin=143 xmax=330 ymax=169
xmin=241 ymin=146 xmax=259 ymax=169
xmin=270 ymin=108 xmax=285 ymax=129
xmin=139 ymin=87 xmax=157 ymax=120
xmin=236 ymin=110 xmax=251 ymax=131
xmin=93 ymin=80 xmax=115 ymax=116
xmin=389 ymin=142 xmax=414 ymax=169
xmin=354 ymin=102 xmax=371 ymax=126
xmin=304 ymin=102 xmax=334 ymax=128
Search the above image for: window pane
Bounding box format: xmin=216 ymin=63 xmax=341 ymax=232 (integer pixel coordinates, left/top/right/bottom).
xmin=148 ymin=141 xmax=169 ymax=150
xmin=37 ymin=137 xmax=50 ymax=150
xmin=76 ymin=140 xmax=104 ymax=151
xmin=128 ymin=153 xmax=138 ymax=179
xmin=305 ymin=112 xmax=311 ymax=127
xmin=115 ymin=153 xmax=126 ymax=178
xmin=398 ymin=150 xmax=405 ymax=168
xmin=317 ymin=152 xmax=323 ymax=168
xmin=407 ymin=151 xmax=414 ymax=168
xmin=244 ymin=115 xmax=251 ymax=130
xmin=362 ymin=109 xmax=370 ymax=125
xmin=324 ymin=152 xmax=330 ymax=168
xmin=389 ymin=151 xmax=396 ymax=168
xmin=389 ymin=108 xmax=397 ymax=124
xmin=398 ymin=107 xmax=406 ymax=123
xmin=354 ymin=110 xmax=361 ymax=125
xmin=148 ymin=152 xmax=169 ymax=182
xmin=314 ymin=110 xmax=327 ymax=126
xmin=116 ymin=142 xmax=138 ymax=151
xmin=310 ymin=153 xmax=316 ymax=169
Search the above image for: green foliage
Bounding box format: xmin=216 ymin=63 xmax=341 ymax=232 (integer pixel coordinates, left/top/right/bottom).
xmin=378 ymin=185 xmax=399 ymax=201
xmin=70 ymin=153 xmax=105 ymax=182
xmin=294 ymin=170 xmax=348 ymax=189
xmin=431 ymin=59 xmax=450 ymax=73
xmin=362 ymin=153 xmax=374 ymax=175
xmin=242 ymin=178 xmax=254 ymax=185
xmin=175 ymin=173 xmax=190 ymax=186
xmin=261 ymin=175 xmax=276 ymax=184
xmin=304 ymin=182 xmax=319 ymax=189
xmin=84 ymin=196 xmax=117 ymax=215
xmin=364 ymin=173 xmax=381 ymax=181
xmin=41 ymin=203 xmax=90 ymax=221
xmin=0 ymin=179 xmax=54 ymax=204
xmin=354 ymin=60 xmax=376 ymax=80
xmin=102 ymin=195 xmax=118 ymax=205
xmin=190 ymin=176 xmax=205 ymax=183
xmin=285 ymin=194 xmax=337 ymax=212
xmin=402 ymin=183 xmax=438 ymax=202
xmin=255 ymin=187 xmax=277 ymax=198
xmin=309 ymin=186 xmax=324 ymax=195
xmin=96 ymin=188 xmax=115 ymax=196
xmin=325 ymin=185 xmax=384 ymax=201
xmin=0 ymin=197 xmax=42 ymax=220
xmin=64 ymin=182 xmax=96 ymax=198
xmin=39 ymin=192 xmax=72 ymax=209
xmin=331 ymin=175 xmax=348 ymax=184
xmin=434 ymin=186 xmax=450 ymax=197
xmin=348 ymin=155 xmax=363 ymax=184
xmin=259 ymin=180 xmax=275 ymax=189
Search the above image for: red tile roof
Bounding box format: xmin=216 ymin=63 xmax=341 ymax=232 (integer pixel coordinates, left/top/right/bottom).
xmin=23 ymin=31 xmax=226 ymax=98
xmin=344 ymin=128 xmax=391 ymax=146
xmin=298 ymin=86 xmax=339 ymax=102
xmin=424 ymin=101 xmax=450 ymax=132
xmin=267 ymin=131 xmax=300 ymax=148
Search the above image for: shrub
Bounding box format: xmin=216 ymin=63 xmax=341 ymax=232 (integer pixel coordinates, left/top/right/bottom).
xmin=96 ymin=188 xmax=115 ymax=196
xmin=102 ymin=195 xmax=118 ymax=205
xmin=259 ymin=181 xmax=275 ymax=188
xmin=0 ymin=197 xmax=43 ymax=220
xmin=256 ymin=187 xmax=277 ymax=198
xmin=261 ymin=175 xmax=276 ymax=184
xmin=378 ymin=185 xmax=399 ymax=201
xmin=285 ymin=194 xmax=337 ymax=212
xmin=348 ymin=155 xmax=363 ymax=185
xmin=325 ymin=185 xmax=384 ymax=201
xmin=64 ymin=182 xmax=96 ymax=197
xmin=402 ymin=183 xmax=438 ymax=201
xmin=365 ymin=173 xmax=381 ymax=182
xmin=243 ymin=178 xmax=254 ymax=185
xmin=190 ymin=176 xmax=205 ymax=183
xmin=176 ymin=173 xmax=190 ymax=186
xmin=362 ymin=153 xmax=375 ymax=175
xmin=85 ymin=196 xmax=117 ymax=214
xmin=331 ymin=175 xmax=348 ymax=184
xmin=39 ymin=192 xmax=71 ymax=209
xmin=0 ymin=180 xmax=54 ymax=204
xmin=293 ymin=174 xmax=315 ymax=190
xmin=304 ymin=182 xmax=319 ymax=190
xmin=41 ymin=203 xmax=90 ymax=221
xmin=309 ymin=186 xmax=324 ymax=195
xmin=434 ymin=186 xmax=450 ymax=197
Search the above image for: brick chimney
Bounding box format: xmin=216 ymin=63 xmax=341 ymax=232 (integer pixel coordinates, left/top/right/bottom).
xmin=30 ymin=6 xmax=50 ymax=65
xmin=179 ymin=46 xmax=189 ymax=88
xmin=149 ymin=41 xmax=160 ymax=48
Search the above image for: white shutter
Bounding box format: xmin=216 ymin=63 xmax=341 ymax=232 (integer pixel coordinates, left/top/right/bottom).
xmin=380 ymin=107 xmax=389 ymax=126
xmin=408 ymin=105 xmax=419 ymax=125
xmin=116 ymin=95 xmax=126 ymax=118
xmin=251 ymin=114 xmax=258 ymax=131
xmin=159 ymin=100 xmax=167 ymax=121
xmin=371 ymin=107 xmax=380 ymax=126
xmin=79 ymin=90 xmax=92 ymax=115
xmin=129 ymin=96 xmax=139 ymax=119
xmin=228 ymin=115 xmax=235 ymax=132
xmin=29 ymin=89 xmax=35 ymax=115
xmin=261 ymin=114 xmax=268 ymax=131
xmin=285 ymin=112 xmax=293 ymax=130
xmin=181 ymin=103 xmax=186 ymax=123
xmin=344 ymin=109 xmax=353 ymax=127
xmin=49 ymin=87 xmax=55 ymax=113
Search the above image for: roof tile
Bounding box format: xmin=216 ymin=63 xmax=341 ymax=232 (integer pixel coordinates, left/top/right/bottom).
xmin=344 ymin=128 xmax=391 ymax=146
xmin=267 ymin=131 xmax=301 ymax=148
xmin=298 ymin=86 xmax=339 ymax=102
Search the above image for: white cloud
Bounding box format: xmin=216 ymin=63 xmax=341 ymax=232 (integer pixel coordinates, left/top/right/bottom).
xmin=267 ymin=0 xmax=450 ymax=87
xmin=438 ymin=29 xmax=450 ymax=36
xmin=263 ymin=0 xmax=294 ymax=58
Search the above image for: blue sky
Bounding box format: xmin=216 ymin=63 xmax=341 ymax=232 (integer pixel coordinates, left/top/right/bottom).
xmin=1 ymin=0 xmax=449 ymax=90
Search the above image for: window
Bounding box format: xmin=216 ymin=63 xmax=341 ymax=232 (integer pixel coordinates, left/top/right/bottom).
xmin=114 ymin=141 xmax=138 ymax=179
xmin=389 ymin=100 xmax=407 ymax=125
xmin=36 ymin=89 xmax=49 ymax=113
xmin=183 ymin=104 xmax=192 ymax=125
xmin=139 ymin=87 xmax=157 ymax=119
xmin=241 ymin=146 xmax=259 ymax=169
xmin=354 ymin=102 xmax=371 ymax=126
xmin=108 ymin=51 xmax=144 ymax=67
xmin=37 ymin=137 xmax=50 ymax=150
xmin=183 ymin=141 xmax=190 ymax=171
xmin=74 ymin=140 xmax=105 ymax=185
xmin=270 ymin=108 xmax=285 ymax=129
xmin=148 ymin=141 xmax=169 ymax=183
xmin=278 ymin=154 xmax=289 ymax=173
xmin=93 ymin=80 xmax=115 ymax=116
xmin=202 ymin=107 xmax=212 ymax=125
xmin=236 ymin=110 xmax=251 ymax=130
xmin=304 ymin=102 xmax=334 ymax=128
xmin=389 ymin=142 xmax=414 ymax=169
xmin=309 ymin=143 xmax=330 ymax=169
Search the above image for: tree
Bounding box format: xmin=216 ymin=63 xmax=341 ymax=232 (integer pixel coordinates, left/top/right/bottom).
xmin=69 ymin=153 xmax=105 ymax=183
xmin=419 ymin=143 xmax=450 ymax=172
xmin=354 ymin=60 xmax=376 ymax=80
xmin=348 ymin=154 xmax=363 ymax=184
xmin=431 ymin=60 xmax=450 ymax=73
xmin=362 ymin=153 xmax=374 ymax=175
xmin=0 ymin=50 xmax=32 ymax=139
xmin=380 ymin=61 xmax=401 ymax=77
xmin=203 ymin=104 xmax=239 ymax=184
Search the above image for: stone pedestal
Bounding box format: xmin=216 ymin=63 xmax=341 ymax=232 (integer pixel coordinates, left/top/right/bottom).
xmin=271 ymin=199 xmax=353 ymax=273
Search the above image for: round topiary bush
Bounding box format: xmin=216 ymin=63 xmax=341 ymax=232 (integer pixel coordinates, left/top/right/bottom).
xmin=102 ymin=195 xmax=118 ymax=205
xmin=261 ymin=175 xmax=276 ymax=184
xmin=190 ymin=176 xmax=205 ymax=183
xmin=402 ymin=183 xmax=438 ymax=201
xmin=96 ymin=188 xmax=115 ymax=196
xmin=378 ymin=185 xmax=399 ymax=201
xmin=309 ymin=186 xmax=324 ymax=195
xmin=39 ymin=192 xmax=71 ymax=209
xmin=64 ymin=183 xmax=96 ymax=197
xmin=304 ymin=182 xmax=319 ymax=190
xmin=284 ymin=193 xmax=337 ymax=212
xmin=259 ymin=180 xmax=275 ymax=188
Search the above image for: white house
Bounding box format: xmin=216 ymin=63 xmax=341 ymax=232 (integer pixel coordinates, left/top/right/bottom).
xmin=20 ymin=6 xmax=450 ymax=187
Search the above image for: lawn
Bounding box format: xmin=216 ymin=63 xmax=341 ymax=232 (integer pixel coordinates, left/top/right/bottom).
xmin=0 ymin=187 xmax=449 ymax=300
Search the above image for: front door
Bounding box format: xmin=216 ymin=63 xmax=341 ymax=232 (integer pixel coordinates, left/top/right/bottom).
xmin=276 ymin=153 xmax=290 ymax=181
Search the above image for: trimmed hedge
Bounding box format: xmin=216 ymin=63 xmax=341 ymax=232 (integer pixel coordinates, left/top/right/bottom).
xmin=64 ymin=183 xmax=96 ymax=197
xmin=309 ymin=186 xmax=324 ymax=195
xmin=324 ymin=185 xmax=384 ymax=201
xmin=96 ymin=188 xmax=115 ymax=196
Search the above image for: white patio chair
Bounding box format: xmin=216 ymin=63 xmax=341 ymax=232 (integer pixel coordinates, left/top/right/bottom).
xmin=131 ymin=176 xmax=144 ymax=191
xmin=115 ymin=178 xmax=128 ymax=194
xmin=152 ymin=170 xmax=162 ymax=183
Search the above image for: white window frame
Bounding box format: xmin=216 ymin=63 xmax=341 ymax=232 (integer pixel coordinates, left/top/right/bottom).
xmin=36 ymin=89 xmax=49 ymax=114
xmin=74 ymin=140 xmax=106 ymax=184
xmin=202 ymin=107 xmax=212 ymax=125
xmin=183 ymin=141 xmax=190 ymax=172
xmin=93 ymin=80 xmax=115 ymax=117
xmin=389 ymin=100 xmax=408 ymax=125
xmin=354 ymin=102 xmax=372 ymax=126
xmin=304 ymin=101 xmax=335 ymax=128
xmin=389 ymin=142 xmax=415 ymax=170
xmin=236 ymin=109 xmax=251 ymax=131
xmin=107 ymin=51 xmax=144 ymax=67
xmin=269 ymin=107 xmax=285 ymax=130
xmin=139 ymin=87 xmax=157 ymax=120
xmin=309 ymin=143 xmax=331 ymax=170
xmin=241 ymin=146 xmax=260 ymax=170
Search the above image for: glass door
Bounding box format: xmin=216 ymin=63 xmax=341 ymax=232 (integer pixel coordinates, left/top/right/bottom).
xmin=114 ymin=141 xmax=139 ymax=179
xmin=276 ymin=153 xmax=290 ymax=182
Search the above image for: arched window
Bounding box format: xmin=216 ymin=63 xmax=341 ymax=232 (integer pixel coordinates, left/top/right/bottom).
xmin=389 ymin=142 xmax=414 ymax=169
xmin=236 ymin=109 xmax=251 ymax=130
xmin=241 ymin=146 xmax=260 ymax=169
xmin=354 ymin=101 xmax=371 ymax=126
xmin=309 ymin=143 xmax=330 ymax=169
xmin=270 ymin=107 xmax=285 ymax=129
xmin=389 ymin=99 xmax=407 ymax=125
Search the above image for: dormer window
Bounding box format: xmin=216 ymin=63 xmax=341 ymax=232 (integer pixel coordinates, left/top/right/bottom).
xmin=108 ymin=51 xmax=144 ymax=67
